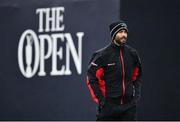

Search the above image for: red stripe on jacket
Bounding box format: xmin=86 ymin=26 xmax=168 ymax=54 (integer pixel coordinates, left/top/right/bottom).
xmin=132 ymin=67 xmax=139 ymax=81
xmin=86 ymin=76 xmax=99 ymax=104
xmin=87 ymin=67 xmax=105 ymax=104
xmin=96 ymin=68 xmax=105 ymax=97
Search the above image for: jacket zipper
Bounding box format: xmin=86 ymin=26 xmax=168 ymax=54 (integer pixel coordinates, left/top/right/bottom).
xmin=120 ymin=48 xmax=125 ymax=105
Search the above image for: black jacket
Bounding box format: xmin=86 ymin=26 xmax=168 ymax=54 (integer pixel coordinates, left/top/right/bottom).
xmin=87 ymin=42 xmax=142 ymax=106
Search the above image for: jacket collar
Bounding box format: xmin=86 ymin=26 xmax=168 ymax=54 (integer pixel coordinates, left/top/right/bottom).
xmin=111 ymin=41 xmax=125 ymax=50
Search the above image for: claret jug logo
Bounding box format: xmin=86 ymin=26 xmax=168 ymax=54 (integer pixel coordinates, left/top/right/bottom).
xmin=18 ymin=7 xmax=84 ymax=78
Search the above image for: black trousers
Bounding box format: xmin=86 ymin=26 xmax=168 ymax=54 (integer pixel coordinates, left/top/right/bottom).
xmin=96 ymin=97 xmax=137 ymax=121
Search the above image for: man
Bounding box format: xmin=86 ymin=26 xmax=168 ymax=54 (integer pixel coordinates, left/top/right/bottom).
xmin=86 ymin=21 xmax=142 ymax=121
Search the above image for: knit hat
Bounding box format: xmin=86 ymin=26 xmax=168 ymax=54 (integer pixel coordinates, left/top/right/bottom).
xmin=109 ymin=21 xmax=128 ymax=40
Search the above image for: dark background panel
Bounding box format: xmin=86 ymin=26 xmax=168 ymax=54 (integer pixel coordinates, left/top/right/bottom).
xmin=121 ymin=0 xmax=180 ymax=120
xmin=0 ymin=0 xmax=120 ymax=120
xmin=0 ymin=0 xmax=180 ymax=120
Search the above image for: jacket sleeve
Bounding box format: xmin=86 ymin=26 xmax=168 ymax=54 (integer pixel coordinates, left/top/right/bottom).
xmin=132 ymin=50 xmax=143 ymax=103
xmin=86 ymin=53 xmax=105 ymax=105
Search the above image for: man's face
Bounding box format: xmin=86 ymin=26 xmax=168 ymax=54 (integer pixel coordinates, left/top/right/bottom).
xmin=114 ymin=29 xmax=128 ymax=45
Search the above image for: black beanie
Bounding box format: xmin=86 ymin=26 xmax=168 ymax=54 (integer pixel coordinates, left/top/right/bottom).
xmin=109 ymin=21 xmax=128 ymax=40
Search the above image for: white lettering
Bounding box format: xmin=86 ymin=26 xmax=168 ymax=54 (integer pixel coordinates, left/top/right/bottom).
xmin=18 ymin=7 xmax=84 ymax=78
xmin=36 ymin=7 xmax=65 ymax=33
xmin=18 ymin=29 xmax=40 ymax=78
xmin=38 ymin=34 xmax=52 ymax=76
xmin=65 ymin=32 xmax=84 ymax=74
xmin=36 ymin=8 xmax=46 ymax=32
xmin=50 ymin=34 xmax=65 ymax=75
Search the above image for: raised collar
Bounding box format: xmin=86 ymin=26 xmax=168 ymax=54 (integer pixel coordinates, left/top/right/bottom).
xmin=111 ymin=42 xmax=125 ymax=50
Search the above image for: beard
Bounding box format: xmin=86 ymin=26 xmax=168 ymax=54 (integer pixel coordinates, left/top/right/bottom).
xmin=115 ymin=36 xmax=127 ymax=46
